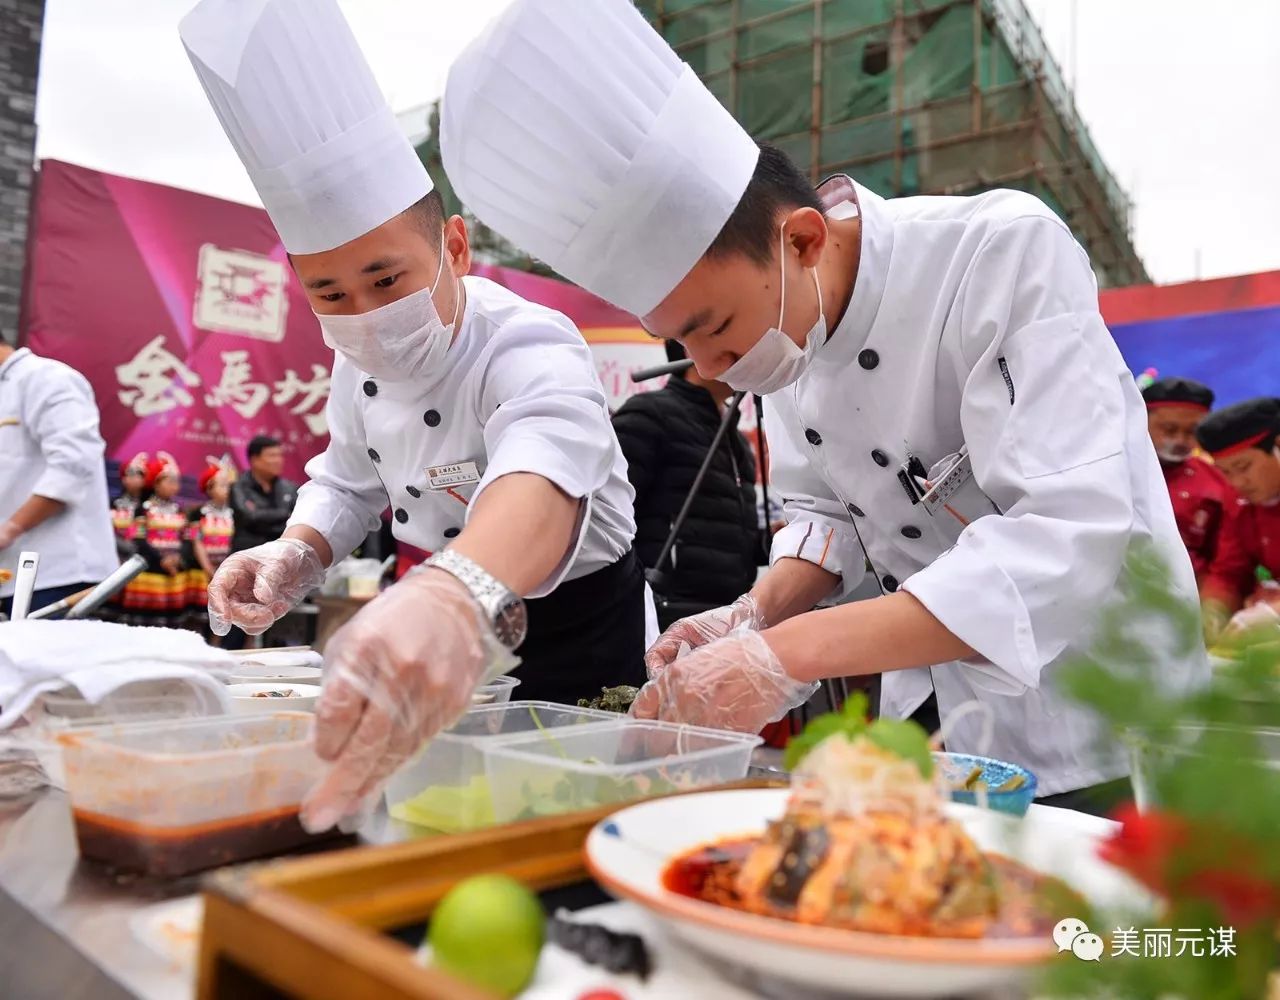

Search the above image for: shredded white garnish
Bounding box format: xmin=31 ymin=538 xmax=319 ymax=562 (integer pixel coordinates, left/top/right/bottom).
xmin=790 ymin=733 xmax=945 ymax=819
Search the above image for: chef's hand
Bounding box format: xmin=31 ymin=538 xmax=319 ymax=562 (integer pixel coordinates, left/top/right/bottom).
xmin=1202 ymin=601 xmax=1231 ymax=646
xmin=643 ymin=594 xmax=765 ymax=678
xmin=300 ymin=568 xmax=518 ymax=833
xmin=0 ymin=519 xmax=21 ymax=552
xmin=206 ymin=538 xmax=326 ymax=636
xmin=631 ymin=627 xmax=818 ymax=733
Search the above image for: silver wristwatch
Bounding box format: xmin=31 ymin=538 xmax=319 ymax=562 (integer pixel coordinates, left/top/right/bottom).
xmin=423 ymin=548 xmax=528 ymax=650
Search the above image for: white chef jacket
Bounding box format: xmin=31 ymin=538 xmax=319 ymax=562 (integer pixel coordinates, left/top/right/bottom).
xmin=766 ymin=177 xmax=1207 ymax=796
xmin=291 ymin=276 xmax=637 ymax=597
xmin=0 ymin=348 xmax=118 ymax=598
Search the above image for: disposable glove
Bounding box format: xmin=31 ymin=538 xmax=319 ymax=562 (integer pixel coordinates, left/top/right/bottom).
xmin=643 ymin=593 xmax=765 ymax=678
xmin=300 ymin=567 xmax=517 ymax=833
xmin=631 ymin=626 xmax=817 ymax=733
xmin=206 ymin=537 xmax=327 ymax=636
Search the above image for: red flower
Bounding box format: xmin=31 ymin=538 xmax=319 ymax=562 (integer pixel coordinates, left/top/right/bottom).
xmin=1100 ymin=806 xmax=1280 ymax=928
xmin=1098 ymin=804 xmax=1191 ymax=895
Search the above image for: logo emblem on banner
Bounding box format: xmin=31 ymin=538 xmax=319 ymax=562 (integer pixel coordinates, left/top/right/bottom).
xmin=194 ymin=244 xmax=289 ymax=342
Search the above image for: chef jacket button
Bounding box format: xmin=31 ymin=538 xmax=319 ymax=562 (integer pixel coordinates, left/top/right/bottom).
xmin=858 ymin=349 xmax=880 ymax=371
xmin=901 ymin=526 xmax=922 ymax=539
xmin=871 ymin=449 xmax=889 ymax=467
xmin=362 ymin=380 xmax=377 ymax=397
xmin=805 ymin=428 xmax=823 ymax=446
xmin=847 ymin=503 xmax=865 ymax=517
xmin=443 ymin=527 xmax=460 ymax=539
xmin=406 ymin=485 xmax=422 ymax=499
xmin=394 ymin=508 xmax=408 ymax=524
xmin=368 ymin=448 xmax=381 ymax=463
xmin=424 ymin=409 xmax=442 ymax=427
xmin=882 ymin=574 xmax=899 ymax=592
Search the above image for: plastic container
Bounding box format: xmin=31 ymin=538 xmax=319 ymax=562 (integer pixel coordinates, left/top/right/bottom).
xmin=26 ymin=685 xmax=226 ymax=787
xmin=472 ymin=675 xmax=522 ymax=705
xmin=58 ymin=712 xmax=333 ymax=876
xmin=1127 ymin=723 xmax=1280 ymax=810
xmin=383 ymin=701 xmax=616 ymax=835
xmin=484 ymin=719 xmax=762 ymax=825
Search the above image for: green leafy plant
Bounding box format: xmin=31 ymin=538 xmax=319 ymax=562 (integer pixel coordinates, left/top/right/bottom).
xmin=782 ymin=691 xmax=935 ymax=778
xmin=1041 ymin=544 xmax=1280 ymax=1000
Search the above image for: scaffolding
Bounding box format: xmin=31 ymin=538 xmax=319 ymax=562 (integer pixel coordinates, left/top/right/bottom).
xmin=637 ymin=0 xmax=1147 ymax=287
xmin=420 ymin=0 xmax=1147 ymax=288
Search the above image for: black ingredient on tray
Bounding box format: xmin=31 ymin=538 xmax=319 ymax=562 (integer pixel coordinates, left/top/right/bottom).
xmin=577 ymin=686 xmax=640 ymax=713
xmin=548 ymin=911 xmax=653 ymax=981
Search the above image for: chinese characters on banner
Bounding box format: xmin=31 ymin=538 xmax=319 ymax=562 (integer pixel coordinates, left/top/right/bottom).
xmin=22 ymin=161 xmax=335 ymax=482
xmin=22 ymin=162 xmax=673 ymax=487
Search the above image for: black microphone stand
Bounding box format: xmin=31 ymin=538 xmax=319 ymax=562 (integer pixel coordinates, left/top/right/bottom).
xmin=645 ymin=389 xmax=748 ymax=596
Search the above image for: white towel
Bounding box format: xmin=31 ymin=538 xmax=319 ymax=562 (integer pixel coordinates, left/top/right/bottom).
xmin=0 ymin=620 xmax=232 ymax=729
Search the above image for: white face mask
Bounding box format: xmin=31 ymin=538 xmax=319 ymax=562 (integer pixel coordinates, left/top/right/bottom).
xmin=1155 ymin=442 xmax=1193 ymax=464
xmin=315 ymin=233 xmax=460 ymax=382
xmin=721 ymin=224 xmax=826 ymax=395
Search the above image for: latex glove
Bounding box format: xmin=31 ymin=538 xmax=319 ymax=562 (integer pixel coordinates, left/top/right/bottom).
xmin=1225 ymin=601 xmax=1280 ymax=637
xmin=643 ymin=594 xmax=765 ymax=678
xmin=0 ymin=520 xmax=21 ymax=552
xmin=300 ymin=567 xmax=518 ymax=833
xmin=631 ymin=627 xmax=818 ymax=733
xmin=206 ymin=538 xmax=326 ymax=636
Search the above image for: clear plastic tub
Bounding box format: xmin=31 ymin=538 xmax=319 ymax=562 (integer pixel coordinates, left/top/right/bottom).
xmin=383 ymin=701 xmax=616 ymax=834
xmin=484 ymin=719 xmax=762 ymax=825
xmin=472 ymin=674 xmax=522 ymax=705
xmin=58 ymin=712 xmax=332 ymax=876
xmin=24 ymin=685 xmax=226 ymax=787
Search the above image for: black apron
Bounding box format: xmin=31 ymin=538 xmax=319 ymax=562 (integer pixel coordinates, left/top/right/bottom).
xmin=509 ymin=549 xmax=648 ymax=706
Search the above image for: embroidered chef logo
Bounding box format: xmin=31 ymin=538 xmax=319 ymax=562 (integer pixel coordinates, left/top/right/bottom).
xmin=1054 ymin=917 xmax=1103 ymax=961
xmin=194 ymin=244 xmax=289 ymax=343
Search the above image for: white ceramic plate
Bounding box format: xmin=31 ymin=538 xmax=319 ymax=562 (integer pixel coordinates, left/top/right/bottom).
xmin=586 ymin=788 xmax=1138 ymax=998
xmin=226 ymin=682 xmax=320 ymax=714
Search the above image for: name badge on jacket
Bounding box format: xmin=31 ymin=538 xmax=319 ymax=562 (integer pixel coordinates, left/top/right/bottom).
xmin=920 ymin=448 xmax=1001 ymax=527
xmin=425 ymin=462 xmax=482 ymax=491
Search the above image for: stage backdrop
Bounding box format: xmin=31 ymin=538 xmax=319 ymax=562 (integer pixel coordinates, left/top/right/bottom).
xmin=20 ymin=160 xmax=663 ymax=483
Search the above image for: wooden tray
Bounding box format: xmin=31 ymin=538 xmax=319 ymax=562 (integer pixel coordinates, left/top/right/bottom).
xmin=197 ymin=779 xmax=782 ymax=1000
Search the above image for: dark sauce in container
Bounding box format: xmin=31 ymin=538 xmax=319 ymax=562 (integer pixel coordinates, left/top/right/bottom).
xmin=71 ymin=805 xmax=342 ymax=877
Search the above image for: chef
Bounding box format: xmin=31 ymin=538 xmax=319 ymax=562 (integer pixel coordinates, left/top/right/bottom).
xmin=441 ymin=0 xmax=1207 ymax=812
xmin=1141 ymin=376 xmax=1251 ymax=639
xmin=1195 ymin=398 xmax=1280 ymax=629
xmin=181 ymin=0 xmax=647 ymax=833
xmin=0 ymin=339 xmax=117 ymax=616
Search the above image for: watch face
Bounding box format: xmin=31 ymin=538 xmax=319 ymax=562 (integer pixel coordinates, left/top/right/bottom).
xmin=494 ymin=597 xmax=528 ymax=649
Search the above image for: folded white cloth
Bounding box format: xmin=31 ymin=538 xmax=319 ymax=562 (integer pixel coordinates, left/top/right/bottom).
xmin=0 ymin=620 xmax=233 ymax=729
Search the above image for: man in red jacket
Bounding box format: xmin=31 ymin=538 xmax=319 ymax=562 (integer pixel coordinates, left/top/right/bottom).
xmin=1195 ymin=397 xmax=1280 ymax=630
xmin=1142 ymin=377 xmax=1251 ymax=639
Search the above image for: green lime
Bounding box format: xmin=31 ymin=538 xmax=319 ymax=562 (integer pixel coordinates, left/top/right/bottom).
xmin=428 ymin=874 xmax=545 ymax=997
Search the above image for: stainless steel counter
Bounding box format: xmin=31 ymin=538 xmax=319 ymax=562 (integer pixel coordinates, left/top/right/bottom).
xmin=0 ymin=783 xmax=194 ymax=1000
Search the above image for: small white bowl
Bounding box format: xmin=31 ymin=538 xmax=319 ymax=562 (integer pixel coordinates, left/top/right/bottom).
xmin=226 ymin=682 xmax=320 ymax=715
xmin=229 ymin=664 xmax=323 ymax=685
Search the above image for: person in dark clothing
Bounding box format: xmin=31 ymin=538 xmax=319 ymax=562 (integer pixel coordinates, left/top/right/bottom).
xmin=224 ymin=436 xmax=298 ymax=648
xmin=613 ymin=341 xmax=763 ymax=629
xmin=229 ymin=436 xmax=298 ymax=553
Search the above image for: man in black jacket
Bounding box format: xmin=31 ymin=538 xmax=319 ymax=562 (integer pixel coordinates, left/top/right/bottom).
xmin=613 ymin=342 xmax=763 ymax=629
xmin=230 ymin=436 xmax=298 ymax=553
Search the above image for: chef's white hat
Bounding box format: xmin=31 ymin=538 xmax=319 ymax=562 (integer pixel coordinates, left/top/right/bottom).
xmin=180 ymin=0 xmax=432 ymax=255
xmin=441 ymin=0 xmax=759 ymax=317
